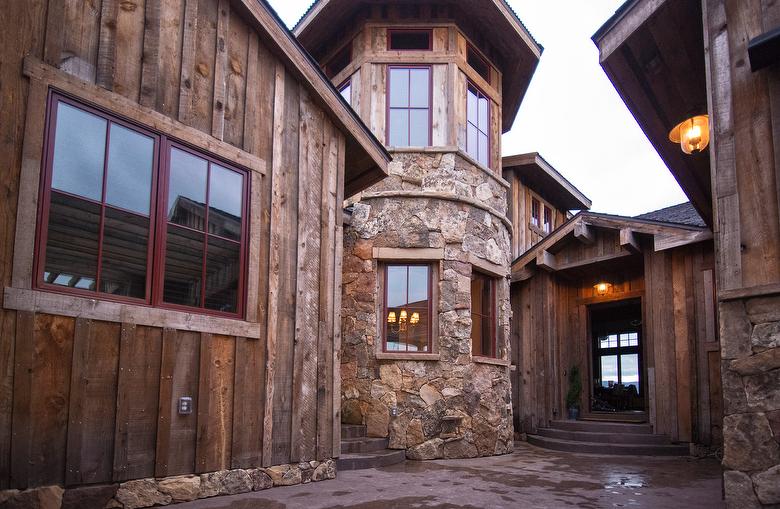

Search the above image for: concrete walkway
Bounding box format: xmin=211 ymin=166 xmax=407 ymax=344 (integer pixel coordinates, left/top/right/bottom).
xmin=178 ymin=442 xmax=724 ymax=509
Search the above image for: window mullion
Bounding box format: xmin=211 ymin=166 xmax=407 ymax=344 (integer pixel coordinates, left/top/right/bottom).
xmin=94 ymin=120 xmax=113 ymax=294
xmin=201 ymin=162 xmax=211 ymax=309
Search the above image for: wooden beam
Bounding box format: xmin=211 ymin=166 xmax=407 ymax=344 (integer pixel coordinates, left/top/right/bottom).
xmin=620 ymin=228 xmax=641 ymax=253
xmin=654 ymin=230 xmax=713 ymax=251
xmin=511 ymin=265 xmax=536 ymax=282
xmin=573 ymin=222 xmax=595 ymax=245
xmin=536 ymin=250 xmax=557 ymax=272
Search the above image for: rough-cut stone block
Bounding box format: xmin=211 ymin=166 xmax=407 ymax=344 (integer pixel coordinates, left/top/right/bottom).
xmin=723 ymin=470 xmax=761 ymax=509
xmin=752 ymin=464 xmax=780 ymax=504
xmin=443 ymin=438 xmax=479 ymax=459
xmin=407 ymin=438 xmax=444 ymax=460
xmin=379 ymin=364 xmax=403 ymax=390
xmin=721 ymin=364 xmax=748 ymax=415
xmin=420 ymin=383 xmax=443 ymax=406
xmin=265 ymin=465 xmax=302 ymax=487
xmin=746 ymin=296 xmax=780 ymax=324
xmin=723 ymin=413 xmax=780 ymax=471
xmin=1 ymin=486 xmax=63 ymax=509
xmin=312 ymin=460 xmax=336 ymax=481
xmin=720 ymin=301 xmax=753 ymax=359
xmin=62 ymin=484 xmax=118 ymax=509
xmin=744 ymin=368 xmax=780 ymax=411
xmin=116 ymin=479 xmax=171 ymax=509
xmin=366 ymin=401 xmax=390 ymax=437
xmin=752 ymin=322 xmax=780 ymax=351
xmin=342 ymin=399 xmax=364 ymax=425
xmin=157 ymin=476 xmax=200 ymax=503
xmin=731 ymin=348 xmax=780 ymax=375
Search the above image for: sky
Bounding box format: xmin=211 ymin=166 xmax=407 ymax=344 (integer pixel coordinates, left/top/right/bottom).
xmin=267 ymin=0 xmax=690 ymax=217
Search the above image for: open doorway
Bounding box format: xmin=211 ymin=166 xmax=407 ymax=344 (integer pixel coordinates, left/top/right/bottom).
xmin=589 ymin=299 xmax=645 ymax=414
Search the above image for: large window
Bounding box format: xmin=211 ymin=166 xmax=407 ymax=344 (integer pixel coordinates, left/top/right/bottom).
xmin=387 ymin=66 xmax=431 ymax=147
xmin=466 ymin=83 xmax=490 ymax=167
xmin=37 ymin=94 xmax=248 ymax=317
xmin=471 ymin=271 xmax=496 ymax=357
xmin=383 ymin=264 xmax=432 ymax=352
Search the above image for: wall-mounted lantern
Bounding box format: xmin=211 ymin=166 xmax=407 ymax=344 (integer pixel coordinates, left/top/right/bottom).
xmin=669 ymin=115 xmax=710 ymax=154
xmin=593 ymin=281 xmax=612 ymax=296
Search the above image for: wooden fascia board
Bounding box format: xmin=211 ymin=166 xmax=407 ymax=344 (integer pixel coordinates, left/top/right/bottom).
xmin=593 ymin=0 xmax=666 ymax=62
xmin=620 ymin=228 xmax=641 ymax=253
xmin=235 ymin=0 xmax=390 ymax=190
xmin=502 ymin=152 xmax=592 ymax=210
xmin=292 ymin=0 xmax=328 ymax=36
xmin=573 ymin=222 xmax=595 ymax=245
xmin=654 ymin=230 xmax=713 ymax=251
xmin=582 ymin=213 xmax=706 ymax=235
xmin=493 ymin=0 xmax=542 ymax=59
xmin=510 ymin=213 xmax=585 ymax=272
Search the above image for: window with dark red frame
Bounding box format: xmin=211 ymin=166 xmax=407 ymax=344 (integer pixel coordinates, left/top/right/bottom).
xmin=37 ymin=93 xmax=248 ymax=317
xmin=471 ymin=271 xmax=496 ymax=358
xmin=388 ymin=29 xmax=432 ymax=51
xmin=383 ymin=264 xmax=432 ymax=353
xmin=531 ymin=198 xmax=540 ymax=227
xmin=466 ymin=82 xmax=490 ymax=167
xmin=543 ymin=205 xmax=553 ymax=234
xmin=387 ymin=66 xmax=431 ymax=147
xmin=467 ymin=45 xmax=492 ymax=84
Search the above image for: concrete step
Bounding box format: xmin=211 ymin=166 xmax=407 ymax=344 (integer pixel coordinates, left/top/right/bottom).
xmin=537 ymin=427 xmax=671 ymax=445
xmin=341 ymin=437 xmax=390 ymax=454
xmin=336 ymin=449 xmax=407 ymax=471
xmin=548 ymin=420 xmax=653 ymax=434
xmin=341 ymin=425 xmax=367 ymax=440
xmin=527 ymin=435 xmax=689 ymax=456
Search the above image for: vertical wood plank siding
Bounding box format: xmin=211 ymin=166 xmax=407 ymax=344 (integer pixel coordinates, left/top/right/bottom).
xmin=0 ymin=0 xmax=346 ymax=489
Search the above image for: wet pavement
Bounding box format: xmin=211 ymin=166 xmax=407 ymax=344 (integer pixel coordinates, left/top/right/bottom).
xmin=178 ymin=442 xmax=724 ymax=509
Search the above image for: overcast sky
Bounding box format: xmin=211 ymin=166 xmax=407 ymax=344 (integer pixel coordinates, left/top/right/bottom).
xmin=268 ymin=0 xmax=689 ymax=216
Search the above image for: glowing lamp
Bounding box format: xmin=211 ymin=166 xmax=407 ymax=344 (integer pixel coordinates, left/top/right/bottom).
xmin=410 ymin=312 xmax=420 ymax=325
xmin=593 ymin=281 xmax=612 ymax=296
xmin=387 ymin=311 xmax=397 ymax=324
xmin=669 ymin=115 xmax=710 ymax=154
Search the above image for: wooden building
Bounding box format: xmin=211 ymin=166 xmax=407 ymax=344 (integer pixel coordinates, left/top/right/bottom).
xmin=0 ymin=0 xmax=389 ymax=503
xmin=594 ymin=0 xmax=780 ymax=504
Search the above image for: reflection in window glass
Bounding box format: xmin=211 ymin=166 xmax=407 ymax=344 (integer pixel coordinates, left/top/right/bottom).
xmin=208 ymin=165 xmax=243 ymax=241
xmin=168 ymin=148 xmax=207 ymax=227
xmin=384 ymin=265 xmax=431 ymax=352
xmin=600 ymin=355 xmax=618 ymax=387
xmin=387 ymin=67 xmax=430 ymax=147
xmin=466 ymin=83 xmax=490 ymax=166
xmin=471 ymin=272 xmax=496 ymax=357
xmin=51 ymin=102 xmax=107 ymax=201
xmin=106 ymin=123 xmax=154 ymax=214
xmin=163 ymin=225 xmax=204 ymax=307
xmin=100 ymin=208 xmax=149 ymax=298
xmin=338 ymin=80 xmax=352 ymax=105
xmin=621 ymin=353 xmax=639 ymax=391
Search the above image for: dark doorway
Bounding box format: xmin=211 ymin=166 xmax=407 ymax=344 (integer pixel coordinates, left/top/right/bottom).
xmin=589 ymin=299 xmax=644 ymax=413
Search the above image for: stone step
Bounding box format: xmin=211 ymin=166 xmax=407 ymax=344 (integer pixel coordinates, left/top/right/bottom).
xmin=336 ymin=449 xmax=407 ymax=471
xmin=341 ymin=437 xmax=390 ymax=454
xmin=341 ymin=425 xmax=367 ymax=439
xmin=536 ymin=427 xmax=671 ymax=445
xmin=527 ymin=435 xmax=690 ymax=456
xmin=548 ymin=420 xmax=654 ymax=434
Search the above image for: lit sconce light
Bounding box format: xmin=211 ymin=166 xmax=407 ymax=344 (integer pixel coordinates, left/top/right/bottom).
xmin=410 ymin=312 xmax=420 ymax=325
xmin=387 ymin=311 xmax=397 ymax=324
xmin=593 ymin=281 xmax=612 ymax=296
xmin=387 ymin=309 xmax=419 ymax=333
xmin=669 ymin=115 xmax=710 ymax=154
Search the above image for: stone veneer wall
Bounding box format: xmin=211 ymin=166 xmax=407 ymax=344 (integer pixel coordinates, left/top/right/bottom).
xmin=720 ymin=294 xmax=780 ymax=508
xmin=341 ymin=150 xmax=514 ymax=459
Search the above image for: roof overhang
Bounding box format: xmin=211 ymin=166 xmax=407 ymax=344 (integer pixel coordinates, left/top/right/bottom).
xmin=293 ymin=0 xmax=542 ymax=132
xmin=502 ymin=152 xmax=591 ymax=211
xmin=592 ymin=0 xmax=713 ymax=226
xmin=232 ymin=0 xmax=391 ymax=196
xmin=511 ymin=211 xmax=712 ymax=281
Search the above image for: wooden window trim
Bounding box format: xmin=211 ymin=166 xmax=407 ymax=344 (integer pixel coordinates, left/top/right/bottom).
xmin=386 ymin=65 xmax=433 ymax=147
xmin=471 ymin=269 xmax=498 ymax=359
xmin=466 ymin=80 xmax=491 ymax=168
xmin=381 ymin=263 xmax=434 ymax=354
xmin=387 ymin=28 xmax=433 ymax=51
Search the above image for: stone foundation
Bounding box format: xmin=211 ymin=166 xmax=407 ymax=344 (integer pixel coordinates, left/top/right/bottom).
xmin=719 ymin=294 xmax=780 ymax=508
xmin=0 ymin=460 xmax=336 ymax=509
xmin=341 ymin=150 xmax=514 ymax=459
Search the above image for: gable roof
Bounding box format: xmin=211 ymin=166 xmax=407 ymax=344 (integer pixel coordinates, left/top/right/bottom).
xmin=292 ymin=0 xmax=543 ymax=132
xmin=502 ymin=152 xmax=591 ymax=211
xmin=234 ymin=0 xmax=391 ymax=196
xmin=636 ymin=202 xmax=706 ymax=228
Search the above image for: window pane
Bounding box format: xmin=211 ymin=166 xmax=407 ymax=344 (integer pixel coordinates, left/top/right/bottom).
xmin=339 ymin=83 xmax=351 ymax=104
xmin=389 ymin=31 xmax=431 ymax=50
xmin=205 ymin=237 xmax=240 ymax=313
xmin=471 ymin=273 xmax=493 ymax=356
xmin=388 ymin=109 xmax=409 ymax=146
xmin=467 ymin=123 xmax=478 ymax=159
xmin=100 ymin=208 xmax=149 ymax=298
xmin=386 ymin=266 xmax=407 ymax=307
xmin=106 ymin=123 xmax=154 ymax=215
xmin=163 ymin=225 xmax=204 ymax=307
xmin=621 ymin=354 xmax=640 ymax=391
xmin=408 ymin=266 xmax=429 ymax=305
xmin=600 ymin=355 xmax=618 ymax=387
xmin=409 ymin=69 xmax=429 ymax=108
xmin=44 ymin=192 xmax=100 ymax=291
xmin=409 ymin=109 xmax=429 ymax=146
xmin=51 ymin=102 xmax=107 ymax=201
xmin=389 ymin=69 xmax=409 ymax=108
xmin=478 ymin=95 xmax=489 ymax=131
xmin=208 ymin=165 xmax=243 ymax=241
xmin=168 ymin=148 xmax=208 ymax=229
xmin=467 ymin=87 xmax=478 ymax=125
xmin=478 ymin=133 xmax=488 ymax=166
xmin=407 ymin=308 xmax=429 ymax=352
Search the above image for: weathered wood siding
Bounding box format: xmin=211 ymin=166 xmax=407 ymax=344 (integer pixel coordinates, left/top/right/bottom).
xmin=0 ymin=0 xmax=345 ymax=490
xmin=511 ymin=239 xmax=721 ymax=445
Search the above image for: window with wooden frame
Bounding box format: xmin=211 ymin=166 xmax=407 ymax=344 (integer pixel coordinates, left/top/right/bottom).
xmin=338 ymin=78 xmax=352 ymax=105
xmin=467 ymin=44 xmax=492 ymax=84
xmin=36 ymin=93 xmax=248 ymax=318
xmin=383 ymin=264 xmax=432 ymax=353
xmin=387 ymin=29 xmax=432 ymax=51
xmin=387 ymin=66 xmax=431 ymax=147
xmin=543 ymin=205 xmax=553 ymax=233
xmin=531 ymin=198 xmax=540 ymax=227
xmin=471 ymin=270 xmax=497 ymax=358
xmin=466 ymin=82 xmax=490 ymax=167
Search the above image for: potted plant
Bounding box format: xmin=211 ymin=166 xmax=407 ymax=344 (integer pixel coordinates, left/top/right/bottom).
xmin=566 ymin=365 xmax=582 ymax=420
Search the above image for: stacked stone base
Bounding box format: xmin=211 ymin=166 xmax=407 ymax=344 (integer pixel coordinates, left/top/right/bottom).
xmin=0 ymin=460 xmax=336 ymax=509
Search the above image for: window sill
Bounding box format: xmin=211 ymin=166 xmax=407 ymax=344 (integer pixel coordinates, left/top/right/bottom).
xmin=375 ymin=351 xmax=441 ymax=361
xmin=473 ymin=356 xmax=511 ymax=366
xmin=3 ymin=286 xmax=260 ymax=338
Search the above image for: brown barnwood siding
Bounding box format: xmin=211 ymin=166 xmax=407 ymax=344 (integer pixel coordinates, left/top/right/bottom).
xmin=512 ymin=237 xmax=721 ymax=445
xmin=0 ymin=0 xmax=345 ymax=489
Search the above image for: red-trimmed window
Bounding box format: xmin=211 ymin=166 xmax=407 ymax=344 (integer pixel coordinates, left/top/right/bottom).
xmin=387 ymin=66 xmax=431 ymax=147
xmin=338 ymin=78 xmax=352 ymax=105
xmin=531 ymin=198 xmax=540 ymax=227
xmin=383 ymin=264 xmax=432 ymax=352
xmin=543 ymin=206 xmax=553 ymax=234
xmin=36 ymin=93 xmax=248 ymax=317
xmin=471 ymin=271 xmax=497 ymax=358
xmin=388 ymin=29 xmax=432 ymax=51
xmin=467 ymin=45 xmax=492 ymax=84
xmin=466 ymin=82 xmax=490 ymax=167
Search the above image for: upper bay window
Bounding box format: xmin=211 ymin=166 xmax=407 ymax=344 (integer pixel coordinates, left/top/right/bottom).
xmin=466 ymin=82 xmax=490 ymax=167
xmin=388 ymin=66 xmax=431 ymax=147
xmin=37 ymin=94 xmax=248 ymax=317
xmin=383 ymin=264 xmax=432 ymax=352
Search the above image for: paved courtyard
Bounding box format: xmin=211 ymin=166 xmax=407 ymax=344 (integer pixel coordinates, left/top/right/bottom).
xmin=178 ymin=442 xmax=724 ymax=509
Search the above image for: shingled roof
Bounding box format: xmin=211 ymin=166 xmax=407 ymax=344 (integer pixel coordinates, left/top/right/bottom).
xmin=636 ymin=202 xmax=706 ymax=228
